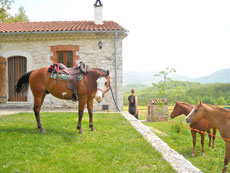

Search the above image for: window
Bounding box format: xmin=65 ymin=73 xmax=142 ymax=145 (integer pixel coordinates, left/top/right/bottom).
xmin=58 ymin=51 xmax=73 ymax=68
xmin=50 ymin=45 xmax=79 ymax=67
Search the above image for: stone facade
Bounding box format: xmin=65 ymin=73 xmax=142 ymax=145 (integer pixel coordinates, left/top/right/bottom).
xmin=0 ymin=32 xmax=126 ymax=111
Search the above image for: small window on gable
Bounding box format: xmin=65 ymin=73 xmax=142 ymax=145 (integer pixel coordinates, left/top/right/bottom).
xmin=57 ymin=51 xmax=73 ymax=68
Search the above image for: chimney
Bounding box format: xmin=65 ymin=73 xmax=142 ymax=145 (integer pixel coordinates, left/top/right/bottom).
xmin=94 ymin=0 xmax=103 ymax=25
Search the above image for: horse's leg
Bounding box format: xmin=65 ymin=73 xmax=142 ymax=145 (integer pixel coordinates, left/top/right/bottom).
xmin=87 ymin=98 xmax=95 ymax=131
xmin=77 ymin=97 xmax=87 ymax=134
xmin=212 ymin=128 xmax=217 ymax=151
xmin=201 ymin=132 xmax=205 ymax=156
xmin=222 ymin=142 xmax=230 ymax=173
xmin=191 ymin=130 xmax=196 ymax=157
xmin=207 ymin=129 xmax=211 ymax=148
xmin=33 ymin=92 xmax=46 ymax=133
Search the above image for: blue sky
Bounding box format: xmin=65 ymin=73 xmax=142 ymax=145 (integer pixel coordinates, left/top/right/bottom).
xmin=10 ymin=0 xmax=230 ymax=78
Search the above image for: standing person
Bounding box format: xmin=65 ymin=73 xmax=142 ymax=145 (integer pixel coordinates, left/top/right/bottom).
xmin=128 ymin=89 xmax=138 ymax=119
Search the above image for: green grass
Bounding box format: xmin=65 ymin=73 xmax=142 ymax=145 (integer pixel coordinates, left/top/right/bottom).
xmin=143 ymin=116 xmax=227 ymax=173
xmin=0 ymin=112 xmax=175 ymax=173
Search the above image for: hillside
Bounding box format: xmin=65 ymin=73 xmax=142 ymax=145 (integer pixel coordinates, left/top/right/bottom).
xmin=123 ymin=83 xmax=149 ymax=92
xmin=193 ymin=68 xmax=230 ymax=83
xmin=123 ymin=68 xmax=230 ymax=85
xmin=123 ymin=71 xmax=158 ymax=86
xmin=123 ymin=80 xmax=230 ymax=106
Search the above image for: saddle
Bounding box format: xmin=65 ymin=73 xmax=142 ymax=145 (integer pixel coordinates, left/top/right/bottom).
xmin=48 ymin=62 xmax=88 ymax=101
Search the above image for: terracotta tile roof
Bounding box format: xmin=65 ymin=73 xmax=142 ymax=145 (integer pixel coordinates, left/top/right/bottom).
xmin=0 ymin=21 xmax=126 ymax=33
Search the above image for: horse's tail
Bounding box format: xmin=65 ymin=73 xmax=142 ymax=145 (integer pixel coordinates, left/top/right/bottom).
xmin=15 ymin=71 xmax=33 ymax=93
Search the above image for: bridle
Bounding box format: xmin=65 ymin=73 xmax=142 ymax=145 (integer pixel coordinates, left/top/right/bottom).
xmin=96 ymin=75 xmax=110 ymax=98
xmin=96 ymin=76 xmax=120 ymax=112
xmin=97 ymin=86 xmax=110 ymax=98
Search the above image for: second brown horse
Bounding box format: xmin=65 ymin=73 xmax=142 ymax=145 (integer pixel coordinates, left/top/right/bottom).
xmin=186 ymin=102 xmax=230 ymax=173
xmin=170 ymin=101 xmax=217 ymax=156
xmin=16 ymin=65 xmax=111 ymax=134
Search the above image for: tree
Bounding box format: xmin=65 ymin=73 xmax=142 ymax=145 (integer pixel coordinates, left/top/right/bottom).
xmin=0 ymin=0 xmax=13 ymax=22
xmin=153 ymin=67 xmax=176 ymax=98
xmin=13 ymin=6 xmax=29 ymax=22
xmin=169 ymin=86 xmax=186 ymax=102
xmin=0 ymin=0 xmax=29 ymax=22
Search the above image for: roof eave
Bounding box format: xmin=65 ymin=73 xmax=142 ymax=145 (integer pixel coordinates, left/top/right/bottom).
xmin=0 ymin=29 xmax=128 ymax=35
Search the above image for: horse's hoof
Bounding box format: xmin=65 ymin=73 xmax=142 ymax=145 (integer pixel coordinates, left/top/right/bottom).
xmin=91 ymin=128 xmax=96 ymax=131
xmin=191 ymin=153 xmax=195 ymax=157
xmin=78 ymin=130 xmax=84 ymax=134
xmin=202 ymin=153 xmax=205 ymax=156
xmin=40 ymin=129 xmax=46 ymax=133
xmin=212 ymin=149 xmax=215 ymax=152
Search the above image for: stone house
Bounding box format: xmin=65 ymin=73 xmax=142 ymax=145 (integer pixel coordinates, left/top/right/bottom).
xmin=0 ymin=4 xmax=128 ymax=111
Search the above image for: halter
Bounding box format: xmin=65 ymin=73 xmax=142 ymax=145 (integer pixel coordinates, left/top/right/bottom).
xmin=97 ymin=86 xmax=110 ymax=98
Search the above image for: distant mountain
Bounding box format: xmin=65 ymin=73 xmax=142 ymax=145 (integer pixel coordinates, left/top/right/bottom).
xmin=123 ymin=71 xmax=158 ymax=86
xmin=123 ymin=68 xmax=230 ymax=85
xmin=123 ymin=83 xmax=149 ymax=92
xmin=123 ymin=71 xmax=194 ymax=86
xmin=193 ymin=68 xmax=230 ymax=83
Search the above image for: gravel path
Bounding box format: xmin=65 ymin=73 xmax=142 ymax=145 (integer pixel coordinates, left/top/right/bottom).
xmin=122 ymin=112 xmax=202 ymax=173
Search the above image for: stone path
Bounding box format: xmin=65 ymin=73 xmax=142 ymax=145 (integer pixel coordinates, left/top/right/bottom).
xmin=140 ymin=120 xmax=168 ymax=136
xmin=0 ymin=109 xmax=202 ymax=172
xmin=122 ymin=112 xmax=202 ymax=173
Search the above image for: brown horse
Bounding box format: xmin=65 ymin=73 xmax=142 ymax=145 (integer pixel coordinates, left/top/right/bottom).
xmin=186 ymin=102 xmax=230 ymax=173
xmin=170 ymin=102 xmax=217 ymax=156
xmin=15 ymin=65 xmax=110 ymax=134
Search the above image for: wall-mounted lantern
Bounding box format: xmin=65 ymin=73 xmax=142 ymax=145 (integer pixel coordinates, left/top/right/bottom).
xmin=98 ymin=40 xmax=103 ymax=49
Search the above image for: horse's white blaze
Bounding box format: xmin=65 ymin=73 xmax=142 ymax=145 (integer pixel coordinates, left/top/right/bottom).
xmin=185 ymin=108 xmax=195 ymax=121
xmin=95 ymin=90 xmax=103 ymax=99
xmin=95 ymin=77 xmax=107 ymax=101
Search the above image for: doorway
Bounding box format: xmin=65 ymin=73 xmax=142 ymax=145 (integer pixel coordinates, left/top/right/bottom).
xmin=8 ymin=56 xmax=27 ymax=101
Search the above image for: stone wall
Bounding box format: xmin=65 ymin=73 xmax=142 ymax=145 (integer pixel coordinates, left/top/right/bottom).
xmin=0 ymin=32 xmax=125 ymax=112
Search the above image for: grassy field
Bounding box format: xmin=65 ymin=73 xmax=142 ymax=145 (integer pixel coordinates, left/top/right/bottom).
xmin=124 ymin=105 xmax=228 ymax=172
xmin=0 ymin=112 xmax=175 ymax=173
xmin=123 ymin=105 xmax=174 ymax=120
xmin=141 ymin=109 xmax=227 ymax=173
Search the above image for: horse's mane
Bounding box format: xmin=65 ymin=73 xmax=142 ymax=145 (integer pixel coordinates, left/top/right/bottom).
xmin=89 ymin=68 xmax=107 ymax=73
xmin=178 ymin=102 xmax=193 ymax=107
xmin=203 ymin=103 xmax=230 ymax=113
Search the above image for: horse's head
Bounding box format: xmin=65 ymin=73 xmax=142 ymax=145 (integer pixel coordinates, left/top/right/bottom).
xmin=185 ymin=101 xmax=204 ymax=124
xmin=170 ymin=102 xmax=182 ymax=119
xmin=170 ymin=102 xmax=193 ymax=118
xmin=95 ymin=70 xmax=110 ymax=103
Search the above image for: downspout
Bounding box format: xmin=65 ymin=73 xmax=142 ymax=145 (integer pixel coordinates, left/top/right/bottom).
xmin=114 ymin=31 xmax=118 ymax=112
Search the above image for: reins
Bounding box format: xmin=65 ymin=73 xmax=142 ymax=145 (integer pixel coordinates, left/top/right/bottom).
xmin=172 ymin=122 xmax=230 ymax=142
xmin=95 ymin=71 xmax=120 ymax=112
xmin=109 ymin=86 xmax=120 ymax=112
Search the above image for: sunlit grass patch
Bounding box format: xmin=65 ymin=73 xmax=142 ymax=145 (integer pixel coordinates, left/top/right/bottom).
xmin=143 ymin=115 xmax=226 ymax=173
xmin=0 ymin=112 xmax=175 ymax=172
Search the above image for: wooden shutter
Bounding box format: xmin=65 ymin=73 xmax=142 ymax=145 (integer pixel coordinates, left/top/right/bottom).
xmin=0 ymin=57 xmax=6 ymax=103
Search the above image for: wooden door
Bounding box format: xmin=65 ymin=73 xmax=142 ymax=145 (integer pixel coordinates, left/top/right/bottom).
xmin=8 ymin=56 xmax=27 ymax=101
xmin=0 ymin=57 xmax=6 ymax=103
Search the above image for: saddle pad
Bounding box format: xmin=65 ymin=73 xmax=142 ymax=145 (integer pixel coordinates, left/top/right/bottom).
xmin=50 ymin=73 xmax=69 ymax=81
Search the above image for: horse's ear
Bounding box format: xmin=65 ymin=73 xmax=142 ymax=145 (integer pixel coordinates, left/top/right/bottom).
xmin=106 ymin=70 xmax=109 ymax=76
xmin=199 ymin=100 xmax=202 ymax=106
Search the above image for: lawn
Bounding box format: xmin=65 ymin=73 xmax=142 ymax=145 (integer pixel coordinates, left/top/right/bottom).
xmin=123 ymin=105 xmax=174 ymax=121
xmin=143 ymin=115 xmax=227 ymax=173
xmin=0 ymin=112 xmax=175 ymax=173
xmin=124 ymin=104 xmax=229 ymax=172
